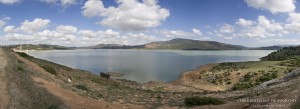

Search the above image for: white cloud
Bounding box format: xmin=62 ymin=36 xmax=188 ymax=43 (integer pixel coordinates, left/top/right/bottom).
xmin=257 ymin=16 xmax=283 ymax=31
xmin=3 ymin=25 xmax=16 ymax=33
xmin=192 ymin=28 xmax=203 ymax=36
xmin=259 ymin=38 xmax=300 ymax=45
xmin=81 ymin=0 xmax=170 ymax=31
xmin=126 ymin=33 xmax=157 ymax=41
xmin=238 ymin=26 xmax=269 ymax=38
xmin=245 ymin=0 xmax=296 ymax=14
xmin=19 ymin=18 xmax=51 ymax=33
xmin=0 ymin=20 xmax=6 ymax=28
xmin=56 ymin=25 xmax=77 ymax=34
xmin=102 ymin=29 xmax=120 ymax=37
xmin=159 ymin=29 xmax=202 ymax=38
xmin=219 ymin=24 xmax=234 ymax=33
xmin=81 ymin=0 xmax=104 ymax=17
xmin=0 ymin=0 xmax=19 ymax=4
xmin=40 ymin=0 xmax=76 ymax=6
xmin=60 ymin=0 xmax=76 ymax=6
xmin=78 ymin=30 xmax=97 ymax=38
xmin=285 ymin=13 xmax=300 ymax=34
xmin=0 ymin=17 xmax=10 ymax=28
xmin=235 ymin=16 xmax=283 ymax=39
xmin=4 ymin=33 xmax=36 ymax=41
xmin=236 ymin=18 xmax=253 ymax=27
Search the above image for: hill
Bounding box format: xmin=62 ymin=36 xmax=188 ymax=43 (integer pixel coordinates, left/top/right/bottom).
xmin=6 ymin=38 xmax=286 ymax=50
xmin=12 ymin=44 xmax=75 ymax=50
xmin=261 ymin=46 xmax=300 ymax=61
xmin=143 ymin=38 xmax=246 ymax=50
xmin=249 ymin=46 xmax=283 ymax=50
xmin=80 ymin=44 xmax=144 ymax=49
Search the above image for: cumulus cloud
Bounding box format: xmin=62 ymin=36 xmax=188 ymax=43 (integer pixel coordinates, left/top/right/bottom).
xmin=192 ymin=28 xmax=203 ymax=36
xmin=81 ymin=0 xmax=104 ymax=17
xmin=0 ymin=17 xmax=10 ymax=28
xmin=0 ymin=0 xmax=19 ymax=4
xmin=285 ymin=13 xmax=300 ymax=34
xmin=219 ymin=24 xmax=234 ymax=33
xmin=19 ymin=18 xmax=51 ymax=33
xmin=56 ymin=25 xmax=78 ymax=34
xmin=81 ymin=0 xmax=170 ymax=31
xmin=159 ymin=29 xmax=203 ymax=38
xmin=245 ymin=0 xmax=296 ymax=14
xmin=3 ymin=25 xmax=16 ymax=33
xmin=257 ymin=16 xmax=283 ymax=32
xmin=236 ymin=18 xmax=254 ymax=27
xmin=235 ymin=16 xmax=284 ymax=39
xmin=40 ymin=0 xmax=77 ymax=6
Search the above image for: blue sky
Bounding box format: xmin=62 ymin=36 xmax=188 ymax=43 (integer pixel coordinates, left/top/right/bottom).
xmin=0 ymin=0 xmax=299 ymax=47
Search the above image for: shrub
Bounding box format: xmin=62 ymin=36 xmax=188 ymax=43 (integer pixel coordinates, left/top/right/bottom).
xmin=292 ymin=100 xmax=300 ymax=109
xmin=184 ymin=96 xmax=225 ymax=106
xmin=100 ymin=72 xmax=110 ymax=79
xmin=41 ymin=65 xmax=57 ymax=75
xmin=75 ymin=84 xmax=89 ymax=91
xmin=232 ymin=82 xmax=254 ymax=90
xmin=17 ymin=66 xmax=25 ymax=72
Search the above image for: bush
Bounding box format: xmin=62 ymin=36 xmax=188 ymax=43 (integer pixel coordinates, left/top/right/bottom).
xmin=75 ymin=84 xmax=89 ymax=91
xmin=17 ymin=66 xmax=25 ymax=72
xmin=184 ymin=96 xmax=225 ymax=106
xmin=100 ymin=72 xmax=110 ymax=79
xmin=232 ymin=82 xmax=254 ymax=90
xmin=41 ymin=65 xmax=57 ymax=75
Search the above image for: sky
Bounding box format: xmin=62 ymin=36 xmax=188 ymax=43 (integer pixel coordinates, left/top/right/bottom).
xmin=0 ymin=0 xmax=300 ymax=47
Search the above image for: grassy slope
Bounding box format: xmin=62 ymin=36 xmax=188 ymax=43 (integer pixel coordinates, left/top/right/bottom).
xmin=176 ymin=59 xmax=297 ymax=91
xmin=3 ymin=49 xmax=64 ymax=109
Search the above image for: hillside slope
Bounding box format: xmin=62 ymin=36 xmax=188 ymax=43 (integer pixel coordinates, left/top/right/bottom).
xmin=261 ymin=46 xmax=300 ymax=61
xmin=143 ymin=38 xmax=245 ymax=50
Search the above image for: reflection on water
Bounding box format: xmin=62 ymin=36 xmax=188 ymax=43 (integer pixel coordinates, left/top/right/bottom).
xmin=28 ymin=49 xmax=274 ymax=83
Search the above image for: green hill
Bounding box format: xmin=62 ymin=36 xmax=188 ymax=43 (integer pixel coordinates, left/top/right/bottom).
xmin=14 ymin=44 xmax=75 ymax=50
xmin=261 ymin=46 xmax=300 ymax=61
xmin=143 ymin=38 xmax=245 ymax=50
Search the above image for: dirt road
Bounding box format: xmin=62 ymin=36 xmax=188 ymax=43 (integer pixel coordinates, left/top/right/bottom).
xmin=0 ymin=48 xmax=9 ymax=109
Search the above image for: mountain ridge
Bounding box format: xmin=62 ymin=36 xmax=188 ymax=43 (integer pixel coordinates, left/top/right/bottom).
xmin=8 ymin=38 xmax=292 ymax=50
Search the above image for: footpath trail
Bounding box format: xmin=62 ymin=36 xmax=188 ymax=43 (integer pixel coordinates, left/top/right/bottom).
xmin=0 ymin=48 xmax=9 ymax=109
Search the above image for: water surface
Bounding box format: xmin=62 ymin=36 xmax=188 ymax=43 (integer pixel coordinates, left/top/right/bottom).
xmin=28 ymin=49 xmax=274 ymax=83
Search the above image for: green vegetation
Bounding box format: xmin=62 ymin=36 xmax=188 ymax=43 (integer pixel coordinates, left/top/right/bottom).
xmin=256 ymin=72 xmax=278 ymax=83
xmin=16 ymin=44 xmax=74 ymax=50
xmin=144 ymin=38 xmax=244 ymax=50
xmin=17 ymin=52 xmax=33 ymax=59
xmin=100 ymin=72 xmax=110 ymax=79
xmin=41 ymin=65 xmax=57 ymax=75
xmin=16 ymin=52 xmax=58 ymax=75
xmin=261 ymin=46 xmax=300 ymax=61
xmin=4 ymin=49 xmax=63 ymax=109
xmin=17 ymin=66 xmax=25 ymax=72
xmin=292 ymin=100 xmax=300 ymax=109
xmin=75 ymin=84 xmax=89 ymax=91
xmin=184 ymin=96 xmax=225 ymax=106
xmin=232 ymin=82 xmax=254 ymax=90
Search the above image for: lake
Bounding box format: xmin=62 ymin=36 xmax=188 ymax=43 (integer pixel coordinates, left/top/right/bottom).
xmin=28 ymin=49 xmax=274 ymax=83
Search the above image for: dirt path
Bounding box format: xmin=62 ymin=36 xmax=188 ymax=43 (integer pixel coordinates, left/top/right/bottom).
xmin=0 ymin=48 xmax=10 ymax=109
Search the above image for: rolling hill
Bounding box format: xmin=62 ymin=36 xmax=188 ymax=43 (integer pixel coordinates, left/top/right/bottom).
xmin=143 ymin=38 xmax=246 ymax=50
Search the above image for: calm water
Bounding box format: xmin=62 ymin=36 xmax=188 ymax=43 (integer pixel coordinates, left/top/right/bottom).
xmin=28 ymin=49 xmax=274 ymax=83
